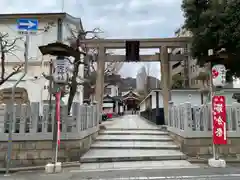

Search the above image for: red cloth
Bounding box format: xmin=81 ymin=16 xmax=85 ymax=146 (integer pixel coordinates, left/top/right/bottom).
xmin=107 ymin=113 xmax=112 ymax=119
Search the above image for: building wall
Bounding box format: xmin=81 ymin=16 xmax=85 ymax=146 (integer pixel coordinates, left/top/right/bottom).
xmin=171 ymin=28 xmax=208 ymax=88
xmin=140 ymin=89 xmax=240 ymax=125
xmin=104 ymin=85 xmax=119 ymax=97
xmin=136 ymin=66 xmax=147 ymax=91
xmin=141 ymin=89 xmax=239 ymax=112
xmin=149 ymin=90 xmax=202 ymax=109
xmin=0 ymin=14 xmax=84 ymax=106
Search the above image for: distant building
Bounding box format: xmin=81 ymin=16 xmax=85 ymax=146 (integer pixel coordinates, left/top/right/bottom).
xmin=104 ymin=84 xmax=119 ymax=97
xmin=136 ymin=66 xmax=147 ymax=91
xmin=171 ymin=28 xmax=208 ymax=88
xmin=0 ymin=13 xmax=85 ymax=105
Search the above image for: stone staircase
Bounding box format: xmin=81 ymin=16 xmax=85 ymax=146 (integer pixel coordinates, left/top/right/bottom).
xmin=79 ymin=124 xmax=198 ymax=171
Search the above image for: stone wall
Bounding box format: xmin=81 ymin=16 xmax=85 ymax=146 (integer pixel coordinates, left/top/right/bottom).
xmin=0 ymin=130 xmax=98 ymax=168
xmin=169 ymin=131 xmax=240 ymax=158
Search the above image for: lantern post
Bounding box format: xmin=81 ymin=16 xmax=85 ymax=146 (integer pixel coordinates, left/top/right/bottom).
xmin=207 ymin=49 xmax=227 ymax=168
xmin=38 ymin=42 xmax=82 ymax=173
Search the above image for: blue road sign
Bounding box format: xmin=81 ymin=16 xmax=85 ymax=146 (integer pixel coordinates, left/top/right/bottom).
xmin=17 ymin=19 xmax=38 ymax=31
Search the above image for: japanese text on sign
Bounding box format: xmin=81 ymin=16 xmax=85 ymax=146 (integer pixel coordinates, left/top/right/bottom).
xmin=53 ymin=59 xmax=69 ymax=83
xmin=212 ymin=95 xmax=227 ymax=145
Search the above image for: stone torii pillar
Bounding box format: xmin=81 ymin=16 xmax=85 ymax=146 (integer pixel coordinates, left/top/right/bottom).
xmin=95 ymin=46 xmax=105 ymax=123
xmin=160 ymin=46 xmax=171 ymax=125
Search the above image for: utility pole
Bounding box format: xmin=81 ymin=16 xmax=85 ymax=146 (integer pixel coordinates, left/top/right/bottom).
xmin=5 ymin=32 xmax=29 ymax=175
xmin=48 ymin=60 xmax=54 ymax=163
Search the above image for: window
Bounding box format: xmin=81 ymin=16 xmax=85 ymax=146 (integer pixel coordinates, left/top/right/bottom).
xmin=191 ymin=79 xmax=195 ymax=85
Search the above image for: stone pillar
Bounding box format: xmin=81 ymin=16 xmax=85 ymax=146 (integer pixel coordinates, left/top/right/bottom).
xmin=95 ymin=46 xmax=105 ymax=124
xmin=160 ymin=46 xmax=171 ymax=125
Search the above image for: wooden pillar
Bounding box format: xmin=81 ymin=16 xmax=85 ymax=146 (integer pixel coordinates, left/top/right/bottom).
xmin=95 ymin=46 xmax=105 ymax=123
xmin=160 ymin=46 xmax=171 ymax=125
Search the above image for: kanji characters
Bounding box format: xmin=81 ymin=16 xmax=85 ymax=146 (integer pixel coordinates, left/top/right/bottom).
xmin=215 ymin=116 xmax=223 ymax=125
xmin=212 ymin=95 xmax=227 ymax=144
xmin=214 ymin=103 xmax=223 ymax=113
xmin=215 ymin=128 xmax=223 ymax=137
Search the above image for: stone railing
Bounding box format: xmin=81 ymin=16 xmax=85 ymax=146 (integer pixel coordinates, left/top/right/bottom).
xmin=168 ymin=101 xmax=240 ymax=138
xmin=0 ymin=102 xmax=99 ymax=141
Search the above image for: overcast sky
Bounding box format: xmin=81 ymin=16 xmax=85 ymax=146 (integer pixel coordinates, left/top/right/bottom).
xmin=0 ymin=0 xmax=184 ymax=78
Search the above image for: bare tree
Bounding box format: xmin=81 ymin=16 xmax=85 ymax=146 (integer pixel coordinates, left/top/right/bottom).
xmin=0 ymin=33 xmax=23 ymax=86
xmin=66 ymin=27 xmax=122 ymax=113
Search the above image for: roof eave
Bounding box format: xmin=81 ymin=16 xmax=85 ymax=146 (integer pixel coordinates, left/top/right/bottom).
xmin=0 ymin=12 xmax=67 ymax=20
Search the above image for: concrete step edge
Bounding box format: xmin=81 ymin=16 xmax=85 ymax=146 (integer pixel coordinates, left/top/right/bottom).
xmin=90 ymin=146 xmax=180 ymax=150
xmin=95 ymin=139 xmax=173 ymax=142
xmin=99 ymin=133 xmax=168 ymax=135
xmin=104 ymin=128 xmax=162 ymax=131
xmin=80 ymin=155 xmax=187 ymax=163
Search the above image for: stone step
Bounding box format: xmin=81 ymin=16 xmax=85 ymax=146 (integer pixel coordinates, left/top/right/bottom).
xmin=76 ymin=160 xmax=199 ymax=172
xmin=104 ymin=128 xmax=160 ymax=131
xmin=91 ymin=141 xmax=179 ymax=150
xmin=80 ymin=149 xmax=187 ymax=163
xmin=99 ymin=130 xmax=168 ymax=135
xmin=96 ymin=134 xmax=172 ymax=142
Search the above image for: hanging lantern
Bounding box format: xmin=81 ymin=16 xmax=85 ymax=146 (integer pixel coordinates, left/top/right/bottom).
xmin=212 ymin=64 xmax=226 ymax=87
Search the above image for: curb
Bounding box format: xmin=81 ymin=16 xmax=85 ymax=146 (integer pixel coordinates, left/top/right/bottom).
xmin=188 ymin=158 xmax=240 ymax=164
xmin=0 ymin=162 xmax=81 ymax=174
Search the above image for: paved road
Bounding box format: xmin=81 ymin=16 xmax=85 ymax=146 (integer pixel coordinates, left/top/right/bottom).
xmin=1 ymin=167 xmax=240 ymax=180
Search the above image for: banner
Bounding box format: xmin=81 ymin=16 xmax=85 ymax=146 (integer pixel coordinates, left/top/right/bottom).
xmin=212 ymin=95 xmax=227 ymax=144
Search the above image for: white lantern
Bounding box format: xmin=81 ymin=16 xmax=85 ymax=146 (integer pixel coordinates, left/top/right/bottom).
xmin=53 ymin=58 xmax=69 ymax=84
xmin=212 ymin=64 xmax=226 ymax=87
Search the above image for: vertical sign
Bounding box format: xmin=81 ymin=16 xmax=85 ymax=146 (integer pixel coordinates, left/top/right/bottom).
xmin=212 ymin=95 xmax=227 ymax=144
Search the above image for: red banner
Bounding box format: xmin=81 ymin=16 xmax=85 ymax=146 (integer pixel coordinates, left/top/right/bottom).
xmin=55 ymin=91 xmax=61 ymax=146
xmin=212 ymin=95 xmax=227 ymax=144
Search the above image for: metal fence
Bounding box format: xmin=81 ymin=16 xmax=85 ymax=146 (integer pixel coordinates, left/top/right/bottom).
xmin=168 ymin=101 xmax=240 ymax=138
xmin=0 ymin=102 xmax=99 ymax=141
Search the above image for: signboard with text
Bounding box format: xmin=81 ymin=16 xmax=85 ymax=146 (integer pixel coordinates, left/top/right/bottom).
xmin=212 ymin=95 xmax=227 ymax=145
xmin=53 ymin=59 xmax=69 ymax=84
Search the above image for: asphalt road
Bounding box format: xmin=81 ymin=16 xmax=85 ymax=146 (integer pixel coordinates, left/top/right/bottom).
xmin=1 ymin=167 xmax=240 ymax=180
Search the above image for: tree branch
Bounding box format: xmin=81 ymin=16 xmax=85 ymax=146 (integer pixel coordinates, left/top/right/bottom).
xmin=0 ymin=33 xmax=22 ymax=86
xmin=0 ymin=63 xmax=23 ymax=86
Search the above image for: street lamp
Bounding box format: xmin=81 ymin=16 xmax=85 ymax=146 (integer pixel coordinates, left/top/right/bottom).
xmin=38 ymin=41 xmax=83 ymax=173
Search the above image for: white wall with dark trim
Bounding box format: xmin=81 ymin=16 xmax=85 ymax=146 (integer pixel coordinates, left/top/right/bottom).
xmin=140 ymin=89 xmax=240 ymax=112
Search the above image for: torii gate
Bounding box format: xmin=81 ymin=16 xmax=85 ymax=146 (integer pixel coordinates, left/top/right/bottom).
xmin=81 ymin=37 xmax=191 ymax=124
